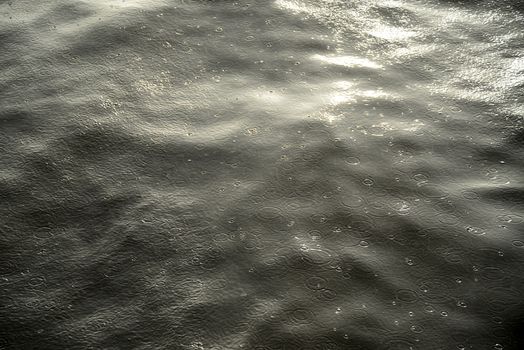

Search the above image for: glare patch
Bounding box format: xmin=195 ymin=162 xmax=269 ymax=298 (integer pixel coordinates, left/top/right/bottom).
xmin=367 ymin=25 xmax=417 ymax=41
xmin=312 ymin=54 xmax=383 ymax=69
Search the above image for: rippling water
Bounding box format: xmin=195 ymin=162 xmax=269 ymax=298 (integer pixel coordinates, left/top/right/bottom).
xmin=1 ymin=0 xmax=524 ymax=349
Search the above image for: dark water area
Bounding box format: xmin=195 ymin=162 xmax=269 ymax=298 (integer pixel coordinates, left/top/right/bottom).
xmin=1 ymin=0 xmax=523 ymax=349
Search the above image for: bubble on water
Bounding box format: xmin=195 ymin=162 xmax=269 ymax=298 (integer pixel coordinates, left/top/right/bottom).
xmin=335 ymin=307 xmax=342 ymax=314
xmin=441 ymin=311 xmax=448 ymax=317
xmin=493 ymin=344 xmax=504 ymax=350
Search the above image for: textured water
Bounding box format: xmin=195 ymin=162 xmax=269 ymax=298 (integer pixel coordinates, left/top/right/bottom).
xmin=1 ymin=0 xmax=524 ymax=349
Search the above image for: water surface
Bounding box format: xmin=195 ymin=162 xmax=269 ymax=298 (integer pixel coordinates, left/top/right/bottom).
xmin=1 ymin=0 xmax=523 ymax=349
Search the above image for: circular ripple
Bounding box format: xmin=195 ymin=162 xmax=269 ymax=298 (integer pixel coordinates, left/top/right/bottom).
xmin=480 ymin=267 xmax=506 ymax=281
xmin=33 ymin=229 xmax=53 ymax=240
xmin=345 ymin=156 xmax=361 ymax=165
xmin=315 ymin=288 xmax=338 ymax=302
xmin=310 ymin=213 xmax=331 ymax=225
xmin=418 ymin=184 xmax=449 ymax=198
xmin=418 ymin=278 xmax=455 ymax=304
xmin=496 ymin=214 xmax=523 ymax=224
xmin=305 ymin=276 xmax=328 ymax=291
xmin=344 ymin=215 xmax=376 ymax=239
xmin=382 ymin=338 xmax=417 ymax=350
xmin=395 ymin=289 xmax=419 ymax=303
xmin=412 ymin=172 xmax=430 ymax=183
xmin=288 ymin=307 xmax=315 ymax=325
xmin=341 ymin=195 xmax=365 ymax=208
xmin=441 ymin=247 xmax=470 ymax=264
xmin=254 ymin=256 xmax=289 ymax=279
xmin=362 ymin=178 xmax=375 ymax=186
xmin=257 ymin=207 xmax=284 ymax=220
xmin=366 ymin=201 xmax=393 ymax=217
xmin=390 ymin=199 xmax=412 ymax=215
xmin=288 ymin=248 xmax=334 ymax=270
xmin=461 ymin=190 xmax=480 ymax=200
xmin=485 ymin=287 xmax=522 ymax=313
xmin=28 ymin=276 xmax=46 ymax=288
xmin=466 ymin=226 xmax=487 ymax=235
xmin=512 ymin=240 xmax=524 ymax=247
xmin=437 ymin=213 xmax=459 ymax=225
